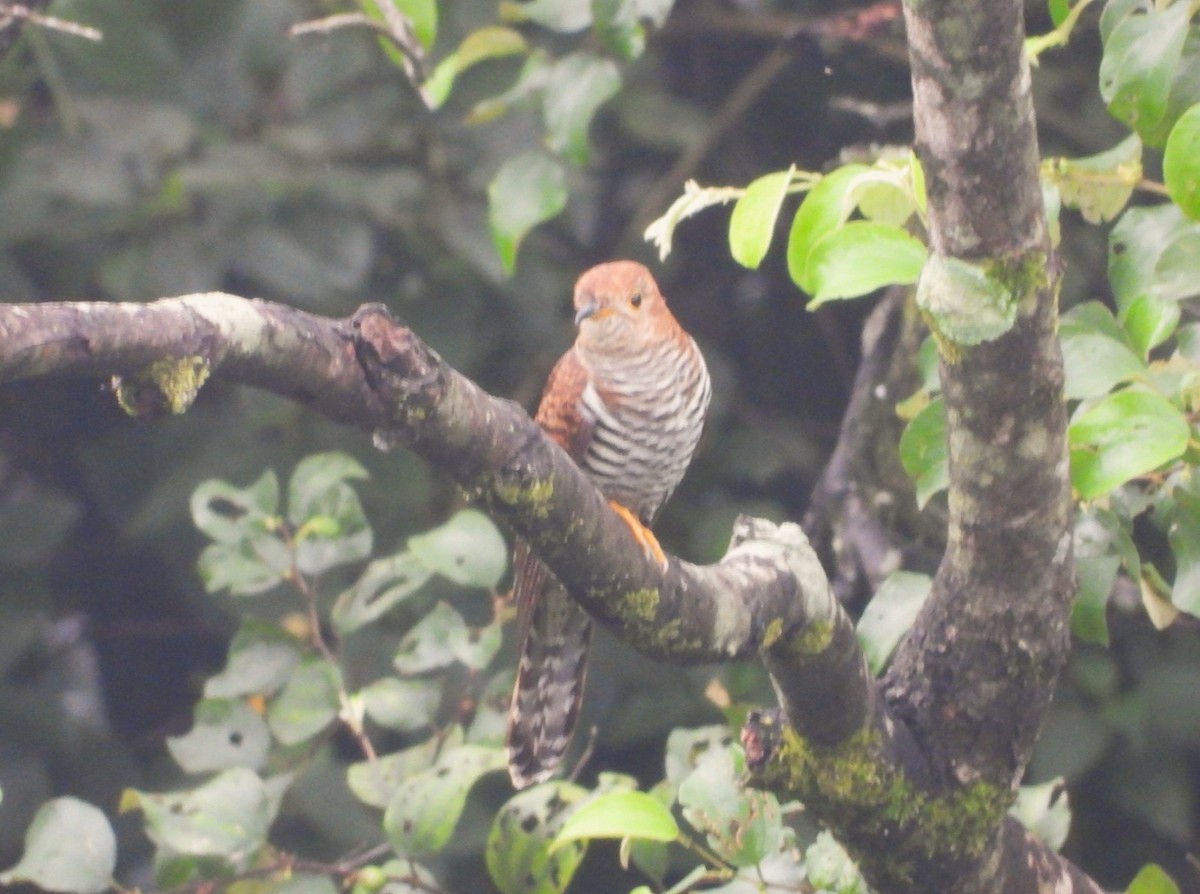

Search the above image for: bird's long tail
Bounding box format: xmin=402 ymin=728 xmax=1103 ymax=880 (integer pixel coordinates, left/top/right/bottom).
xmin=506 ymin=543 xmax=593 ymax=788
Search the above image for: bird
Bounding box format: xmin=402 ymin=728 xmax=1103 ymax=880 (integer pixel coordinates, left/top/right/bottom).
xmin=506 ymin=260 xmax=711 ymax=789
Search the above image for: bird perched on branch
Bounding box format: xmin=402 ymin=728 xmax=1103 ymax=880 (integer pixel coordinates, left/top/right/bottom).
xmin=506 ymin=260 xmax=711 ymax=788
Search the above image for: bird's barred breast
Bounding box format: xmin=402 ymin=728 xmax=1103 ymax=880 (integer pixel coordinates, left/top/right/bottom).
xmin=579 ymin=335 xmax=711 ymax=522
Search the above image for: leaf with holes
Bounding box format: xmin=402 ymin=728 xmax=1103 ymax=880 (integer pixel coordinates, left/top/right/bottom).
xmin=122 ymin=768 xmax=272 ymax=859
xmin=191 ymin=471 xmax=279 ymax=544
xmin=677 ymin=744 xmax=782 ymax=868
xmin=408 ymin=509 xmax=508 ymax=588
xmin=347 ymin=727 xmax=463 ymax=809
xmin=487 ymin=781 xmax=590 ymax=894
xmin=332 ymin=551 xmax=434 ymax=635
xmin=168 ymin=699 xmax=270 ymax=772
xmin=384 ymin=745 xmax=506 ymax=857
xmin=394 ymin=601 xmax=469 ymax=674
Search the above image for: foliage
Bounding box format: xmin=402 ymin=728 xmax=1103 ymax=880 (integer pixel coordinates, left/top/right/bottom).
xmin=1 ymin=0 xmax=1200 ymax=890
xmin=649 ymin=0 xmax=1200 ymax=648
xmin=2 ymin=454 xmax=856 ymax=893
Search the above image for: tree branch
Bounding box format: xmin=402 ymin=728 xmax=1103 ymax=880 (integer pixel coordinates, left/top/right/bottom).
xmin=0 ymin=287 xmax=1098 ymax=892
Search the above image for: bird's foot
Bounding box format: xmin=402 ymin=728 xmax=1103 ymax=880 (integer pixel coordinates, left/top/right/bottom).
xmin=608 ymin=501 xmax=668 ymax=570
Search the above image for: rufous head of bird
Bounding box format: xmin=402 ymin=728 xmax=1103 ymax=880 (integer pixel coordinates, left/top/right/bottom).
xmin=571 ymin=260 xmax=679 ymax=356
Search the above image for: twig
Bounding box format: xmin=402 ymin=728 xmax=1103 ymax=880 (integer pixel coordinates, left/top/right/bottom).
xmin=0 ymin=3 xmax=102 ymax=41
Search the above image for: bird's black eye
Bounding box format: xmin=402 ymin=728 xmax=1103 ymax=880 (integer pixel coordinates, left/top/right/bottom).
xmin=630 ymin=292 xmax=642 ymax=308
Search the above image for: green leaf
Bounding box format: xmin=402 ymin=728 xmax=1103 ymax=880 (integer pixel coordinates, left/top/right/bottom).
xmin=167 ymin=699 xmax=271 ymax=772
xmin=1153 ymin=230 xmax=1200 ymax=303
xmin=592 ymin=0 xmax=649 ymax=59
xmin=1009 ymin=779 xmax=1071 ymax=851
xmin=1069 ymin=388 xmax=1191 ymax=499
xmin=1072 ymin=508 xmax=1128 ymax=645
xmin=1122 ymin=294 xmax=1181 ymax=356
xmin=1166 ymin=488 xmax=1200 ymax=617
xmin=487 ymin=782 xmax=590 ymax=894
xmin=287 ymin=452 xmax=373 ymax=576
xmin=1059 ymin=302 xmax=1146 ymax=399
xmin=1046 ymin=133 xmax=1142 ymax=224
xmin=392 ymin=601 xmax=499 ymax=673
xmin=677 ymin=744 xmax=782 ymax=868
xmin=361 ymin=0 xmax=437 ymax=53
xmin=1165 ymin=103 xmax=1200 ymax=218
xmin=1110 ymin=204 xmax=1200 ymax=309
xmin=196 ymin=536 xmax=290 ymax=596
xmin=856 ymin=571 xmax=932 ymax=675
xmin=489 ymin=151 xmax=568 ymax=273
xmin=394 ymin=602 xmax=468 ymax=673
xmin=541 ymin=53 xmax=622 ymax=165
xmin=729 ymin=167 xmax=794 ymax=270
xmin=1048 ymin=0 xmax=1071 ymax=28
xmin=384 ymin=745 xmax=506 ymax=857
xmin=848 ymin=162 xmax=921 ymax=227
xmin=806 ymin=221 xmax=926 ymax=305
xmin=1126 ymin=864 xmax=1181 ymax=894
xmin=0 ymin=798 xmax=116 ymax=894
xmin=468 ymin=51 xmax=553 ymax=122
xmin=332 ymin=551 xmax=435 ymax=636
xmin=898 ymin=397 xmax=948 ymax=508
xmin=123 ymin=768 xmax=271 ymax=858
xmin=553 ymin=789 xmax=680 ymax=849
xmin=421 ymin=27 xmax=528 ymax=109
xmin=466 ymin=670 xmax=515 ymax=745
xmin=454 ymin=619 xmax=504 ymax=670
xmin=663 ymin=725 xmax=733 ymax=790
xmin=287 ymin=452 xmax=368 ymax=524
xmin=360 ymin=677 xmax=441 ymax=732
xmin=192 ymin=471 xmax=289 ymax=596
xmin=1099 ymin=1 xmax=1192 ymax=145
xmin=347 ymin=729 xmax=462 ymax=809
xmin=499 ymin=0 xmax=592 ymax=32
xmin=204 ymin=620 xmax=302 ymax=699
xmin=408 ymin=509 xmax=508 ymax=588
xmin=267 ymin=657 xmax=342 ymax=746
xmin=786 ymin=164 xmax=870 ymax=293
xmin=191 ymin=471 xmax=279 ymax=544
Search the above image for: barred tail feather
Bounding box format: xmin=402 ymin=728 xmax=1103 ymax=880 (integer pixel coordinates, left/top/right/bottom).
xmin=506 ymin=565 xmax=593 ymax=789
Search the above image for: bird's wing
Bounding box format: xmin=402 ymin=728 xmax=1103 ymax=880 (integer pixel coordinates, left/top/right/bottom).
xmin=514 ymin=348 xmax=593 ymax=645
xmin=507 ymin=348 xmax=596 ymax=787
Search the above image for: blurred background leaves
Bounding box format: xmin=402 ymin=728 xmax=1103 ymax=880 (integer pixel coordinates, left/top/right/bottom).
xmin=0 ymin=0 xmax=1196 ymax=890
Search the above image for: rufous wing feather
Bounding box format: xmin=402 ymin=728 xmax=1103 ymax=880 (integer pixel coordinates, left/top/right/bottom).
xmin=507 ymin=348 xmax=595 ymax=788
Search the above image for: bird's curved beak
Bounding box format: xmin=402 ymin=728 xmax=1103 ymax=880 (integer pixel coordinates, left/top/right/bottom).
xmin=574 ymin=302 xmax=601 ymax=326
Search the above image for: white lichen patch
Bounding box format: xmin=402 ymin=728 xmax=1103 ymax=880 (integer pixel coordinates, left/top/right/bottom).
xmin=917 ymin=254 xmax=1018 ymax=345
